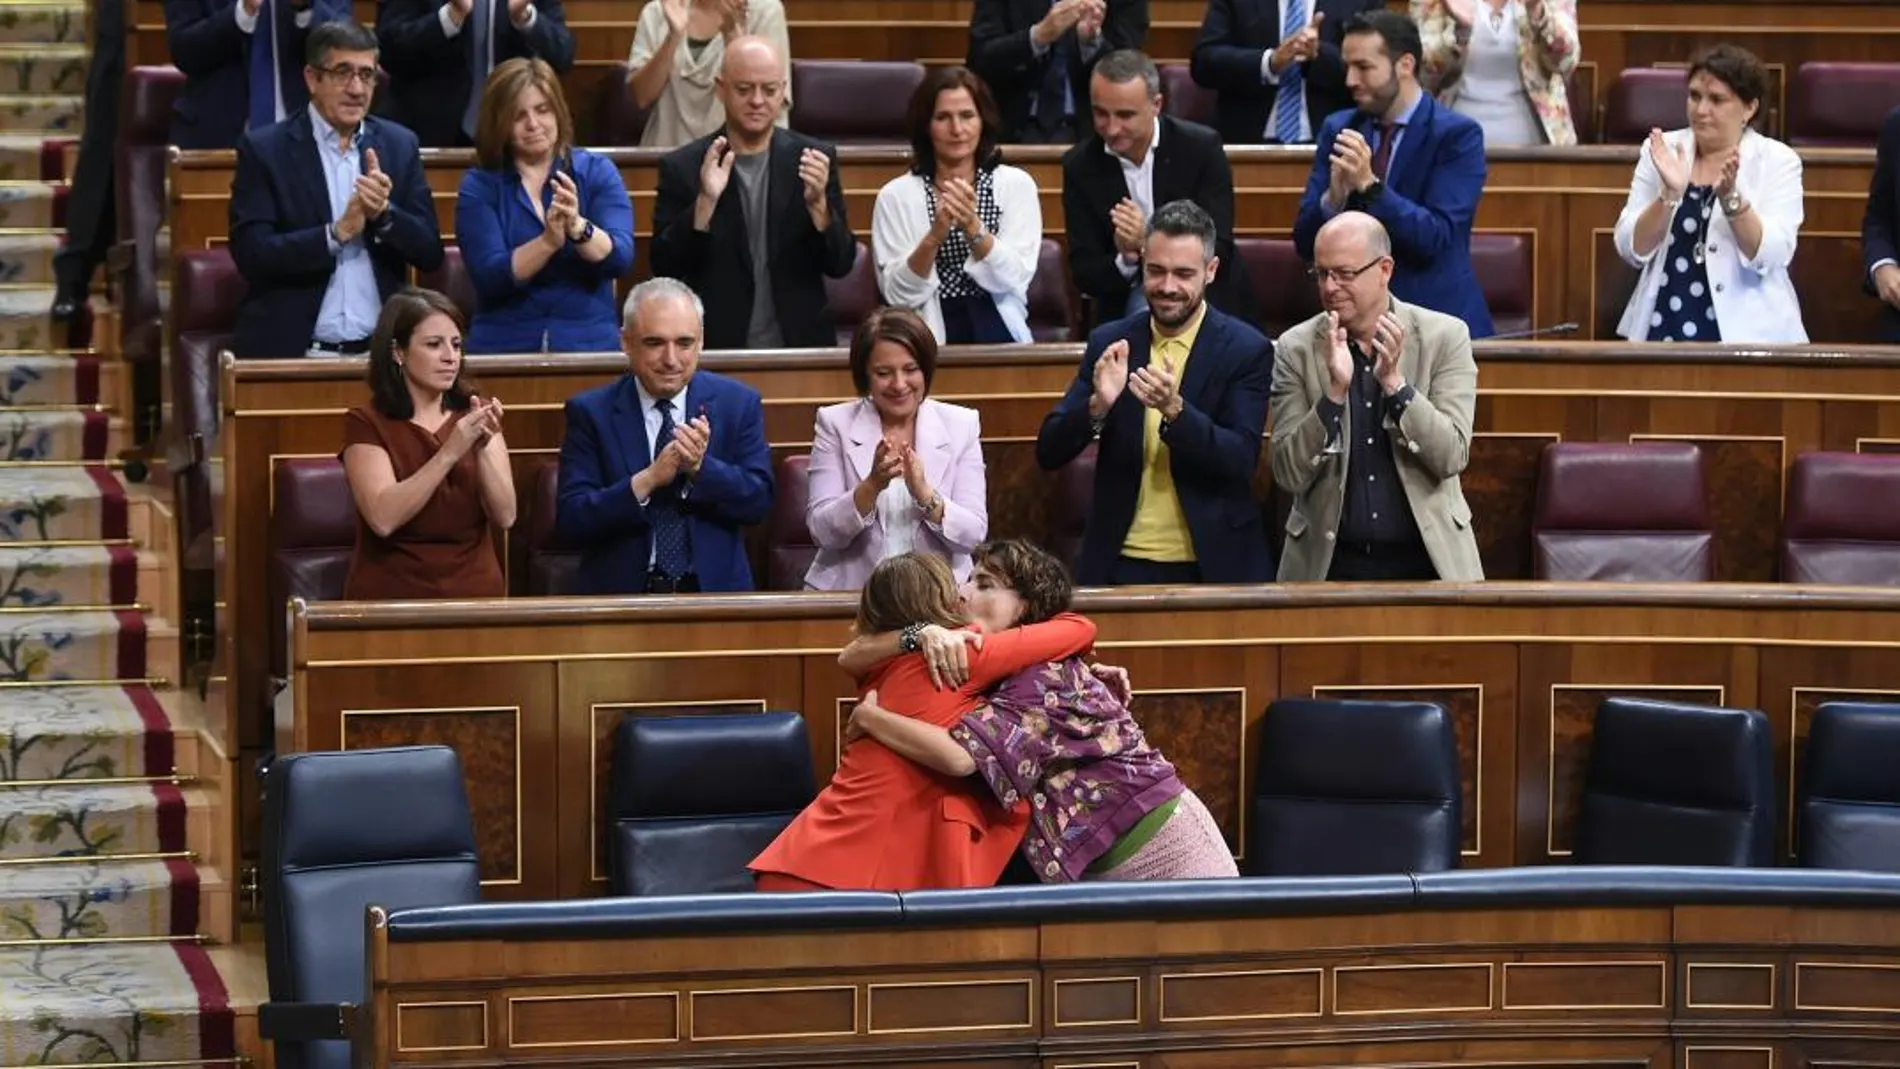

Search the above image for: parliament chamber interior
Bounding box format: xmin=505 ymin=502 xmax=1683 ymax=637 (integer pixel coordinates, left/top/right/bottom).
xmin=4 ymin=0 xmax=1900 ymax=1065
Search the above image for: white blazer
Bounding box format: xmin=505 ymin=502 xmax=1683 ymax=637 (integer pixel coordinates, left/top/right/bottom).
xmin=1613 ymin=127 xmax=1807 ymax=344
xmin=871 ymin=165 xmax=1043 ymax=345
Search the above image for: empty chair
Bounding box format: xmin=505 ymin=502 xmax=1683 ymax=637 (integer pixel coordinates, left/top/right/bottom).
xmin=1236 ymin=237 xmax=1322 ymax=340
xmin=1799 ymin=702 xmax=1900 ymax=872
xmin=115 ymin=65 xmax=187 ymax=375
xmin=1565 ymin=69 xmax=1597 ymax=146
xmin=1532 ymin=442 xmax=1713 ymax=581
xmin=823 ymin=240 xmax=880 ymax=347
xmin=1159 ymin=63 xmax=1216 ymax=127
xmin=1027 ymin=238 xmax=1077 ymax=342
xmin=1574 ymin=697 xmax=1774 ymax=866
xmin=416 ymin=245 xmax=477 ymax=327
xmin=260 ymin=746 xmax=480 ymax=1069
xmin=790 ymin=60 xmax=927 ymax=144
xmin=1048 ymin=444 xmax=1097 ymax=571
xmin=170 ymin=247 xmax=245 ymax=592
xmin=764 ymin=454 xmax=817 ymax=591
xmin=1789 ymin=63 xmax=1900 ymax=147
xmin=1601 ymin=67 xmax=1688 ymax=144
xmin=1248 ymin=699 xmax=1461 ymax=877
xmin=1469 ymin=233 xmax=1533 ymax=336
xmin=609 ymin=711 xmax=816 ymax=895
xmin=267 ymin=459 xmax=355 ymax=694
xmin=520 ymin=460 xmax=579 ymax=595
xmin=1781 ymin=452 xmax=1900 ymax=587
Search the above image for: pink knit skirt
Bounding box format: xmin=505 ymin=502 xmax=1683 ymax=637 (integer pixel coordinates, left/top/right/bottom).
xmin=1084 ymin=788 xmax=1239 ymax=881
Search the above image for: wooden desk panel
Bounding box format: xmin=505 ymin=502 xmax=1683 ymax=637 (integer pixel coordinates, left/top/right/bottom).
xmin=293 ymin=585 xmax=1900 ymax=900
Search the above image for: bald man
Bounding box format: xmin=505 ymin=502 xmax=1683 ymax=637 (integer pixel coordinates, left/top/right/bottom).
xmin=1269 ymin=211 xmax=1482 ymax=583
xmin=650 ymin=35 xmax=858 ymax=350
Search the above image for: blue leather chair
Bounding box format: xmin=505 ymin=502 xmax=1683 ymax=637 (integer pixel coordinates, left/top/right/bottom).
xmin=1248 ymin=699 xmax=1461 ymax=877
xmin=609 ymin=711 xmax=816 ymax=895
xmin=1575 ymin=697 xmax=1775 ymax=867
xmin=1798 ymin=702 xmax=1900 ymax=872
xmin=259 ymin=746 xmax=480 ymax=1069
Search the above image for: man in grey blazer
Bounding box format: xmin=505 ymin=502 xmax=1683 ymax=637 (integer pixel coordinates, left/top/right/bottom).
xmin=1269 ymin=210 xmax=1482 ymax=582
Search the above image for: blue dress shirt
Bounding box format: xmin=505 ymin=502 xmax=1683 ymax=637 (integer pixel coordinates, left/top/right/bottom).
xmin=311 ymin=107 xmax=383 ymax=344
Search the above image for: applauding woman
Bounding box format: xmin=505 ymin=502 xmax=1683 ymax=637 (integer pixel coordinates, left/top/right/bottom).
xmin=625 ymin=0 xmax=792 ymax=148
xmin=456 ymin=59 xmax=634 ymax=354
xmin=804 ymin=308 xmax=988 ymax=591
xmin=1613 ymin=45 xmax=1806 ymax=344
xmin=342 ymin=289 xmax=516 ymax=600
xmin=1415 ymin=0 xmax=1580 ymax=147
xmin=873 ymin=67 xmax=1042 ymax=346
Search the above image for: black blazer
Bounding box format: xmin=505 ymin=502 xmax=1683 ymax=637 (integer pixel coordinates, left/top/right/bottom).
xmin=228 ymin=114 xmax=444 ymax=357
xmin=649 ymin=129 xmax=857 ymax=351
xmin=1864 ymin=105 xmax=1900 ymax=342
xmin=162 ymin=0 xmax=346 ymax=149
xmin=967 ymin=0 xmax=1149 ymax=143
xmin=1061 ymin=114 xmax=1256 ymax=327
xmin=1190 ymin=0 xmax=1381 ymax=145
xmin=375 ymin=0 xmax=575 ymax=147
xmin=1035 ymin=306 xmax=1275 ymax=586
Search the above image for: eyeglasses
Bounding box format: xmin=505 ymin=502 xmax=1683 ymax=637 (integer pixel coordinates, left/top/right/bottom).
xmin=314 ymin=64 xmax=379 ymax=87
xmin=1307 ymin=257 xmax=1385 ymax=285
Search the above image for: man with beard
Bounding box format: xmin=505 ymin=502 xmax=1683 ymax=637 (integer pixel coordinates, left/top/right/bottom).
xmin=1270 ymin=210 xmax=1482 ymax=582
xmin=1036 ymin=199 xmax=1274 ymax=587
xmin=1290 ymin=10 xmax=1493 ymax=337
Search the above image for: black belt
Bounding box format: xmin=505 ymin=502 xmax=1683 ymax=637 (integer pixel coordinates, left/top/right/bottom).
xmin=309 ymin=338 xmax=371 ymax=355
xmin=645 ymin=570 xmax=701 ymax=594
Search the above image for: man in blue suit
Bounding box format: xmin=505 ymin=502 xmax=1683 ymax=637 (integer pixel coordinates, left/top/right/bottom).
xmin=556 ymin=278 xmax=775 ymax=595
xmin=1291 ymin=10 xmax=1493 ymax=338
xmin=1037 ymin=199 xmax=1273 ymax=587
xmin=162 ymin=0 xmax=351 ymax=150
xmin=227 ymin=20 xmax=444 ymax=357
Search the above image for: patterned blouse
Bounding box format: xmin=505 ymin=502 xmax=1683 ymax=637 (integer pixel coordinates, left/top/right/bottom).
xmin=950 ymin=655 xmax=1184 ymax=883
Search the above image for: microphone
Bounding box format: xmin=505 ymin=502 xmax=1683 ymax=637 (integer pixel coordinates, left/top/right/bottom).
xmin=1486 ymin=322 xmax=1580 ymax=342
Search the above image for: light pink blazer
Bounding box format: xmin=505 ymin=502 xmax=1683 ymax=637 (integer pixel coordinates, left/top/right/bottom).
xmin=803 ymin=397 xmax=989 ymax=592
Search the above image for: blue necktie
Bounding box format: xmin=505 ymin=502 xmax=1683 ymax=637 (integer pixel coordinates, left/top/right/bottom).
xmin=1271 ymin=0 xmax=1307 ymax=144
xmin=248 ymin=0 xmax=278 ymax=129
xmin=1034 ymin=30 xmax=1074 ymax=138
xmin=462 ymin=0 xmax=492 ymax=139
xmin=649 ymin=399 xmax=694 ymax=580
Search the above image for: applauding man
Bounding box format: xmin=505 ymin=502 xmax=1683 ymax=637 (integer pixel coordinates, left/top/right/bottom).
xmin=1191 ymin=0 xmax=1380 ymax=145
xmin=651 ymin=35 xmax=856 ymax=350
xmin=229 ymin=20 xmax=444 ymax=357
xmin=1036 ymin=200 xmax=1273 ymax=587
xmin=1271 ymin=211 xmax=1481 ymax=582
xmin=375 ymin=0 xmax=575 ymax=147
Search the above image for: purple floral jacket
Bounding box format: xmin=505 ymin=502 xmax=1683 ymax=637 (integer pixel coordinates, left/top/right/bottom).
xmin=949 ymin=655 xmax=1183 ymax=882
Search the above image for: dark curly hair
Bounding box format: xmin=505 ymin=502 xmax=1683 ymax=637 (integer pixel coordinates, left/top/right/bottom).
xmin=367 ymin=288 xmax=476 ymax=420
xmin=1688 ymin=44 xmax=1768 ymax=109
xmin=972 ymin=539 xmax=1074 ymax=626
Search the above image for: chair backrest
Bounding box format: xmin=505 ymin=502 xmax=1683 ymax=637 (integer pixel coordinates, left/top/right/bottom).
xmin=765 ymin=454 xmax=816 ymax=591
xmin=267 ymin=459 xmax=356 ymax=679
xmin=593 ymin=62 xmax=650 ymax=146
xmin=790 ymin=60 xmax=926 ymax=143
xmin=1789 ymin=63 xmax=1900 ymax=147
xmin=1602 ymin=67 xmax=1688 ymax=144
xmin=1781 ymin=451 xmax=1900 ymax=587
xmin=1158 ymin=63 xmax=1216 ymax=127
xmin=1532 ymin=442 xmax=1713 ymax=581
xmin=609 ymin=711 xmax=817 ymax=895
xmin=1236 ymin=237 xmax=1323 ymax=340
xmin=115 ymin=65 xmax=186 ymax=364
xmin=1027 ymin=238 xmax=1077 ymax=342
xmin=1575 ymin=697 xmax=1775 ymax=867
xmin=416 ymin=245 xmax=478 ymax=326
xmin=261 ymin=746 xmax=480 ymax=1069
xmin=171 ymin=248 xmax=245 ymax=457
xmin=1248 ymin=699 xmax=1462 ymax=876
xmin=1048 ymin=444 xmax=1097 ymax=571
xmin=521 ymin=459 xmax=579 ymax=595
xmin=822 ymin=240 xmax=880 ymax=347
xmin=1565 ymin=69 xmax=1597 ymax=145
xmin=1799 ymin=702 xmax=1900 ymax=872
xmin=1469 ymin=232 xmax=1533 ymax=336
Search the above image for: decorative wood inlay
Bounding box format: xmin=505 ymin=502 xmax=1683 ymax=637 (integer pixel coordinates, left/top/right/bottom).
xmin=1546 ymin=685 xmax=1725 ymax=856
xmin=1501 ymin=961 xmax=1667 ymax=1010
xmin=1158 ymin=968 xmax=1323 ymax=1023
xmin=342 ymin=706 xmax=521 ymax=883
xmin=866 ymin=979 xmax=1036 ymax=1034
xmin=1333 ymin=963 xmax=1494 ymax=1015
xmin=1051 ymin=977 xmax=1141 ymax=1028
xmin=1685 ymin=1047 xmax=1775 ymax=1069
xmin=1686 ymin=963 xmax=1778 ymax=1010
xmin=396 ymin=1001 xmax=489 ymax=1053
xmin=1628 ymin=434 xmax=1784 ymax=583
xmin=508 ymin=992 xmax=680 ymax=1047
xmin=1313 ymin=685 xmax=1483 ymax=855
xmin=1464 ymin=433 xmax=1558 ymax=580
xmin=688 ymin=986 xmax=858 ymax=1041
xmin=1796 ymin=963 xmax=1900 ymax=1013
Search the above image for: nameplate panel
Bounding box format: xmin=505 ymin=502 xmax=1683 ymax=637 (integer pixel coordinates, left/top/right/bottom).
xmin=1051 ymin=976 xmax=1141 ymax=1028
xmin=688 ymin=985 xmax=859 ymax=1041
xmin=1502 ymin=960 xmax=1667 ymax=1010
xmin=395 ymin=1000 xmax=490 ymax=1053
xmin=1796 ymin=963 xmax=1900 ymax=1013
xmin=1333 ymin=963 xmax=1495 ymax=1015
xmin=1686 ymin=963 xmax=1777 ymax=1010
xmin=507 ymin=991 xmax=680 ymax=1048
xmin=1158 ymin=968 xmax=1323 ymax=1023
xmin=866 ymin=978 xmax=1036 ymax=1035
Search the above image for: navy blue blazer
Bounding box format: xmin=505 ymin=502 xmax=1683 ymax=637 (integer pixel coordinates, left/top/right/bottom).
xmin=161 ymin=0 xmax=348 ymax=150
xmin=375 ymin=0 xmax=575 ymax=147
xmin=1035 ymin=306 xmax=1274 ymax=586
xmin=1292 ymin=94 xmax=1495 ymax=337
xmin=455 ymin=148 xmax=635 ymax=354
xmin=1863 ymin=105 xmax=1900 ymax=342
xmin=228 ymin=112 xmax=445 ymax=357
xmin=554 ymin=372 xmax=775 ymax=595
xmin=1190 ymin=0 xmax=1382 ymax=146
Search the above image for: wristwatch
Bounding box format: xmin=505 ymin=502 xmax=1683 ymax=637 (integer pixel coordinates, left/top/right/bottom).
xmin=1356 ymin=179 xmax=1386 ymax=204
xmin=1721 ymin=190 xmax=1745 ymax=216
xmin=570 ymin=219 xmax=596 ymax=244
xmin=898 ymin=622 xmax=926 ymax=653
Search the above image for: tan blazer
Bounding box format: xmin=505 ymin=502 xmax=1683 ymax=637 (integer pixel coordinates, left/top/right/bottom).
xmin=1269 ymin=299 xmax=1484 ymax=583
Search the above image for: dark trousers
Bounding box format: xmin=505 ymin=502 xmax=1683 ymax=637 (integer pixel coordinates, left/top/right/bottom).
xmin=1111 ymin=555 xmax=1203 ymax=587
xmin=52 ymin=0 xmax=124 ymax=294
xmin=1326 ymin=539 xmax=1440 ymax=581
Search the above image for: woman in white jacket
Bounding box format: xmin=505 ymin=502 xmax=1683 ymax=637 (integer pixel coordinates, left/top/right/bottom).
xmin=1613 ymin=44 xmax=1806 ymax=344
xmin=872 ymin=66 xmax=1043 ymax=346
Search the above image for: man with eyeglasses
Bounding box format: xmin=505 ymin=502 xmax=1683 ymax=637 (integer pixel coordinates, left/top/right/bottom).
xmin=228 ymin=20 xmax=445 ymax=358
xmin=375 ymin=0 xmax=575 ymax=148
xmin=1270 ymin=210 xmax=1482 ymax=583
xmin=650 ymin=35 xmax=856 ymax=351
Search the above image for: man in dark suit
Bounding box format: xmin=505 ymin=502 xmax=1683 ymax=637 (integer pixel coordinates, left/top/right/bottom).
xmin=375 ymin=0 xmax=574 ymax=147
xmin=968 ymin=0 xmax=1148 ymax=143
xmin=227 ymin=20 xmax=444 ymax=357
xmin=1291 ymin=10 xmax=1493 ymax=337
xmin=1063 ymin=49 xmax=1253 ymax=328
xmin=1863 ymin=105 xmax=1900 ymax=342
xmin=555 ymin=278 xmax=775 ymax=595
xmin=51 ymin=0 xmax=124 ymax=321
xmin=1037 ymin=199 xmax=1273 ymax=587
xmin=162 ymin=0 xmax=350 ymax=150
xmin=1191 ymin=0 xmax=1380 ymax=145
xmin=650 ymin=36 xmax=855 ymax=351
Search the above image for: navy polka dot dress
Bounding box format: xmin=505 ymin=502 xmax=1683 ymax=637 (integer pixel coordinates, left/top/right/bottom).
xmin=1647 ymin=185 xmax=1722 ymax=343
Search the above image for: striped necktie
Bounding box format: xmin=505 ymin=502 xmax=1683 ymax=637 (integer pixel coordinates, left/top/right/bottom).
xmin=1270 ymin=0 xmax=1307 ymax=144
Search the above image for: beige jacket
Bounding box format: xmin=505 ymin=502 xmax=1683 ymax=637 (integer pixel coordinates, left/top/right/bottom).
xmin=1414 ymin=0 xmax=1581 ymax=147
xmin=1269 ymin=299 xmax=1484 ymax=582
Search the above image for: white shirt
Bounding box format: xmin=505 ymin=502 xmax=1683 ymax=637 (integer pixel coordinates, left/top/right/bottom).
xmin=874 ymin=481 xmax=919 ymax=561
xmin=1447 ymin=1 xmax=1546 ymax=147
xmin=1258 ymin=0 xmax=1314 ymax=144
xmin=633 ymin=377 xmax=691 ymax=568
xmin=870 ymin=165 xmax=1043 ymax=345
xmin=1109 ymin=121 xmax=1161 ymax=280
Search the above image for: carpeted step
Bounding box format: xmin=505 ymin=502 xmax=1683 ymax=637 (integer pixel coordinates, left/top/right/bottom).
xmin=0 ymin=4 xmax=88 ymax=46
xmin=0 ymin=943 xmax=233 ymax=1066
xmin=0 ymin=857 xmax=199 ymax=940
xmin=0 ymin=45 xmax=87 ymax=95
xmin=0 ymin=465 xmax=127 ymax=542
xmin=0 ymin=352 xmax=101 ymax=405
xmin=0 ymin=609 xmax=145 ymax=683
xmin=0 ymin=781 xmax=183 ymax=860
xmin=0 ymin=287 xmax=60 ymax=350
xmin=0 ymin=93 xmax=81 ymax=134
xmin=0 ymin=134 xmax=47 ymax=180
xmin=0 ymin=183 xmax=55 ymax=227
xmin=0 ymin=685 xmax=173 ymax=784
xmin=0 ymin=233 xmax=58 ymax=287
xmin=0 ymin=405 xmax=116 ymax=461
xmin=0 ymin=544 xmax=139 ymax=609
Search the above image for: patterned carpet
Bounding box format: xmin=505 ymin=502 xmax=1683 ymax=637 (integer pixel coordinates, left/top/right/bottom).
xmin=0 ymin=4 xmax=238 ymax=1063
